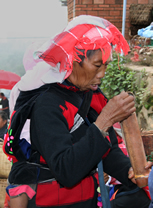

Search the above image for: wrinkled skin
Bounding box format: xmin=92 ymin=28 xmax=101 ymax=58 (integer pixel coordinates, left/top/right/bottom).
xmin=68 ymin=50 xmax=110 ymax=91
xmin=95 ymin=91 xmax=136 ymax=130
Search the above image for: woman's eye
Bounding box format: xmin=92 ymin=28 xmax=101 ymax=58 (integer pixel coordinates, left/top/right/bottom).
xmin=95 ymin=65 xmax=101 ymax=68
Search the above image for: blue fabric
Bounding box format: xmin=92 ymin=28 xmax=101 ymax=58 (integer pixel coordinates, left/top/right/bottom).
xmin=6 ymin=184 xmax=18 ymax=196
xmin=98 ymin=161 xmax=111 ymax=208
xmin=149 ymin=167 xmax=153 ymax=207
xmin=19 ymin=138 xmax=31 ymax=159
xmin=138 ymin=25 xmax=153 ymax=38
xmin=85 ymin=117 xmax=111 ymax=208
xmin=98 ymin=196 xmax=102 ymax=201
xmin=109 ymin=185 xmax=115 ymax=199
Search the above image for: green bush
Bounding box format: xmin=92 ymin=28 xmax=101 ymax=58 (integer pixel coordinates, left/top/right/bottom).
xmin=100 ymin=53 xmax=148 ymax=114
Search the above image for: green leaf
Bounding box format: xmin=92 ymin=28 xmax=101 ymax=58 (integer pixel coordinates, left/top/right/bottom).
xmin=110 ymin=85 xmax=118 ymax=90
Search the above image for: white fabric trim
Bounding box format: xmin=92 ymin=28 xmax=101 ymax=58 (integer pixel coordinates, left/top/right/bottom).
xmin=70 ymin=113 xmax=84 ymax=133
xmin=114 ymin=127 xmax=123 ymax=137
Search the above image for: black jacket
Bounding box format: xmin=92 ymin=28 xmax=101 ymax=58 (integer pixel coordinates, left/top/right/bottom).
xmin=7 ymin=82 xmax=137 ymax=208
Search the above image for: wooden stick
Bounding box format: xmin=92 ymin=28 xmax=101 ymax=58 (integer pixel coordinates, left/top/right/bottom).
xmin=121 ymin=111 xmax=150 ymax=188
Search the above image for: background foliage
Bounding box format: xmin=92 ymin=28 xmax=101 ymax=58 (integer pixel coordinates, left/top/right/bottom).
xmin=100 ymin=53 xmax=149 ymax=114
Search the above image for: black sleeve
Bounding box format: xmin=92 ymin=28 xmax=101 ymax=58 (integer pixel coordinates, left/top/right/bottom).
xmin=30 ymin=92 xmax=136 ymax=189
xmin=103 ymin=127 xmax=137 ymax=189
xmin=30 ymin=92 xmax=111 ymax=187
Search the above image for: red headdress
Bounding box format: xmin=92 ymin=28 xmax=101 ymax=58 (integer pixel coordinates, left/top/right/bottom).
xmin=34 ymin=15 xmax=130 ymax=80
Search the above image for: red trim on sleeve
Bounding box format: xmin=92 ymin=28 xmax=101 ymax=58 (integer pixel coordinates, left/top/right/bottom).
xmin=91 ymin=92 xmax=107 ymax=114
xmin=60 ymin=101 xmax=78 ymax=130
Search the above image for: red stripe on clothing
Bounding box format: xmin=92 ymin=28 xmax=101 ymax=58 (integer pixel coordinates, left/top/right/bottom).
xmin=36 ymin=176 xmax=95 ymax=206
xmin=60 ymin=101 xmax=78 ymax=130
xmin=91 ymin=92 xmax=107 ymax=114
xmin=40 ymin=155 xmax=47 ymax=164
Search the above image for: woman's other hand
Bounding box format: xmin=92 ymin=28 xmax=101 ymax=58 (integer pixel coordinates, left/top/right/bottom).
xmin=128 ymin=161 xmax=153 ymax=185
xmin=104 ymin=172 xmax=109 ymax=184
xmin=145 ymin=161 xmax=153 ymax=170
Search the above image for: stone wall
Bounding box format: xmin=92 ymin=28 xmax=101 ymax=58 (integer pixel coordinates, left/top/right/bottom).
xmin=67 ymin=0 xmax=153 ymax=40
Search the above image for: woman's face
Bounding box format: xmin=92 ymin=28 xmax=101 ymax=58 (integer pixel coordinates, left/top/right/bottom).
xmin=67 ymin=49 xmax=111 ymax=91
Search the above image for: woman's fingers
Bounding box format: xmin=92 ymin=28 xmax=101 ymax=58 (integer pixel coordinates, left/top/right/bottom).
xmin=106 ymin=92 xmax=136 ymax=122
xmin=128 ymin=167 xmax=136 ymax=184
xmin=145 ymin=161 xmax=153 ymax=169
xmin=95 ymin=91 xmax=136 ymax=130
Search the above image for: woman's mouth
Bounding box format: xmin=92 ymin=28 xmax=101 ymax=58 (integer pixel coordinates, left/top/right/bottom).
xmin=90 ymin=84 xmax=98 ymax=91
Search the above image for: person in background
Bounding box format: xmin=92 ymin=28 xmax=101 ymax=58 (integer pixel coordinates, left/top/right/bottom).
xmin=0 ymin=93 xmax=9 ymax=119
xmin=3 ymin=15 xmax=152 ymax=208
xmin=0 ymin=111 xmax=8 ymax=140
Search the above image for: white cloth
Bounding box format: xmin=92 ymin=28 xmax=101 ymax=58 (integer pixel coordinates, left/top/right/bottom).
xmin=9 ymin=83 xmax=31 ymax=143
xmin=18 ymin=62 xmax=65 ymax=91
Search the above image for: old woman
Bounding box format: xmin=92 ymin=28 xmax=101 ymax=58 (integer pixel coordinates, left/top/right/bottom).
xmin=4 ymin=15 xmax=151 ymax=208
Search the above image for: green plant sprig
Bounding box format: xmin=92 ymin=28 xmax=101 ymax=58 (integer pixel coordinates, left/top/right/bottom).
xmin=100 ymin=52 xmax=149 ymax=114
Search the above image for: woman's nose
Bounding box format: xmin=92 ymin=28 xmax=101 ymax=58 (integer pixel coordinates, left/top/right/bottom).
xmin=97 ymin=67 xmax=106 ymax=78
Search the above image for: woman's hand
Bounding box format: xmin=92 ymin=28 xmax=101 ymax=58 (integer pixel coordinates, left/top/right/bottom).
xmin=104 ymin=172 xmax=109 ymax=184
xmin=128 ymin=162 xmax=153 ymax=185
xmin=145 ymin=161 xmax=153 ymax=170
xmin=128 ymin=167 xmax=136 ymax=184
xmin=95 ymin=91 xmax=136 ymax=131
